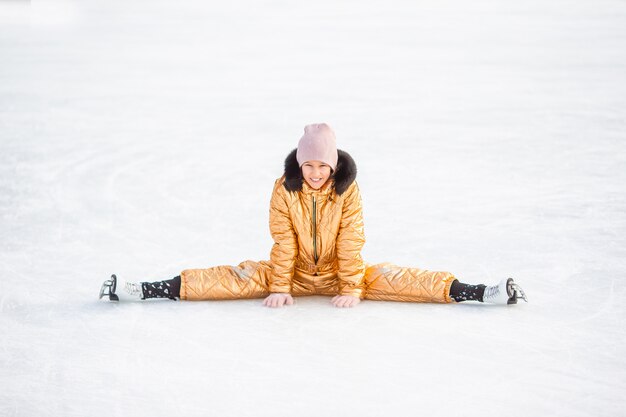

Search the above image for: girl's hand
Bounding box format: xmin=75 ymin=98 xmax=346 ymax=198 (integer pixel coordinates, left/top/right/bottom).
xmin=331 ymin=295 xmax=361 ymax=308
xmin=263 ymin=293 xmax=294 ymax=308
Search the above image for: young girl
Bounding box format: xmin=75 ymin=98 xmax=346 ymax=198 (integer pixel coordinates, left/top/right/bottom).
xmin=99 ymin=123 xmax=527 ymax=307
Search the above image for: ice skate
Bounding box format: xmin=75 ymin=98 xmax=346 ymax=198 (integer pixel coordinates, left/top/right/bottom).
xmin=482 ymin=278 xmax=528 ymax=305
xmin=99 ymin=274 xmax=144 ymax=302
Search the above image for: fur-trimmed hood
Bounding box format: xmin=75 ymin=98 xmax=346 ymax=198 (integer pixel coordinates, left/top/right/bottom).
xmin=282 ymin=148 xmax=357 ymax=196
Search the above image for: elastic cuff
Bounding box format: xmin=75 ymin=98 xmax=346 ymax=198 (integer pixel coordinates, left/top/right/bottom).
xmin=268 ymin=285 xmax=292 ymax=294
xmin=443 ymin=275 xmax=457 ymax=303
xmin=179 ymin=270 xmax=188 ymax=300
xmin=340 ymin=289 xmax=364 ymax=299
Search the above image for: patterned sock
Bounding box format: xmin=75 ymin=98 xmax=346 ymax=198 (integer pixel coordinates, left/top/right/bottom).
xmin=140 ymin=276 xmax=181 ymax=300
xmin=449 ymin=279 xmax=486 ymax=302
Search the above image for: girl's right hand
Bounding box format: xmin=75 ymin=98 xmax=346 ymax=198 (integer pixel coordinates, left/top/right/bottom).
xmin=263 ymin=293 xmax=294 ymax=308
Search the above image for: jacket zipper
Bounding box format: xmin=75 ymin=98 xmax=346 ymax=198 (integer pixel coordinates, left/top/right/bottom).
xmin=312 ymin=195 xmax=318 ymax=265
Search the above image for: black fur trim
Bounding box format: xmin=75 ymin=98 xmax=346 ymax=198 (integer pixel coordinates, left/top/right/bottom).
xmin=283 ymin=148 xmax=357 ymax=196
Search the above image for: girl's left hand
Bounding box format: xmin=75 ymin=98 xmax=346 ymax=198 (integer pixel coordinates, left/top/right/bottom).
xmin=331 ymin=295 xmax=361 ymax=308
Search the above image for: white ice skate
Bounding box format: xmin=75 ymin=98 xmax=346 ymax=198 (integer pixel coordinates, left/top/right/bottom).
xmin=99 ymin=274 xmax=144 ymax=302
xmin=483 ymin=278 xmax=528 ymax=305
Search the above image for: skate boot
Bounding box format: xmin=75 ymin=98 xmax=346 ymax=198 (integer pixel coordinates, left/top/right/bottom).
xmin=482 ymin=278 xmax=528 ymax=305
xmin=99 ymin=274 xmax=144 ymax=302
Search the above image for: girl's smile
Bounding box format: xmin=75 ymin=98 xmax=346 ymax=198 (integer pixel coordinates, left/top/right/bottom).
xmin=301 ymin=160 xmax=332 ymax=190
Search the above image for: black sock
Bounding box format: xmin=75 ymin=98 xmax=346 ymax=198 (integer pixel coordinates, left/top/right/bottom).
xmin=141 ymin=276 xmax=181 ymax=300
xmin=449 ymin=279 xmax=486 ymax=302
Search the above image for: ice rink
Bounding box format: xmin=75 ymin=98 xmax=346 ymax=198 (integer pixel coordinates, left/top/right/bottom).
xmin=1 ymin=0 xmax=625 ymax=416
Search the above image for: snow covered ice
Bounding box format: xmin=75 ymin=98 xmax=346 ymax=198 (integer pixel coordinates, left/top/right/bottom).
xmin=1 ymin=0 xmax=625 ymax=416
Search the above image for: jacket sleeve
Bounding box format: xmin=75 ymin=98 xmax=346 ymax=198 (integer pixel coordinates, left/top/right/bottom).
xmin=268 ymin=179 xmax=298 ymax=293
xmin=336 ymin=181 xmax=366 ymax=298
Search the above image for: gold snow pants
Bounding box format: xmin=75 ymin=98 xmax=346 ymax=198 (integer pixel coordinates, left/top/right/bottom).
xmin=180 ymin=260 xmax=456 ymax=303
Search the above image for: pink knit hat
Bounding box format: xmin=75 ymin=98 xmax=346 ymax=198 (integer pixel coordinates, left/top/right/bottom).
xmin=296 ymin=123 xmax=338 ymax=171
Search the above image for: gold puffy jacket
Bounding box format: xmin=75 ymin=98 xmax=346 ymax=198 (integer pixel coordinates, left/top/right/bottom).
xmin=268 ymin=173 xmax=365 ymax=297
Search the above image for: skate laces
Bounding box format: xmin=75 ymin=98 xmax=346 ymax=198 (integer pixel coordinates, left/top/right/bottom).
xmin=124 ymin=282 xmax=143 ymax=297
xmin=483 ymin=284 xmax=501 ymax=301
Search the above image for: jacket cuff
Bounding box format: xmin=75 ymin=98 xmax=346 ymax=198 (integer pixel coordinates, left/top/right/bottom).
xmin=268 ymin=283 xmax=291 ymax=293
xmin=339 ymin=288 xmax=364 ymax=299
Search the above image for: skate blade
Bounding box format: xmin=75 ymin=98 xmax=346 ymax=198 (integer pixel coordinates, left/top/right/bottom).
xmin=506 ymin=278 xmax=528 ymax=304
xmin=99 ymin=275 xmax=119 ymax=301
xmin=99 ymin=280 xmax=113 ymax=299
xmin=510 ymin=282 xmax=528 ymax=303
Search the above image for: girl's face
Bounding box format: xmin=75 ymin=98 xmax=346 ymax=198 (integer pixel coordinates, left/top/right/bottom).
xmin=301 ymin=160 xmax=332 ymax=190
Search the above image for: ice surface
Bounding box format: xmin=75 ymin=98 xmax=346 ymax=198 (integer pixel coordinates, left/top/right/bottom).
xmin=1 ymin=0 xmax=625 ymax=416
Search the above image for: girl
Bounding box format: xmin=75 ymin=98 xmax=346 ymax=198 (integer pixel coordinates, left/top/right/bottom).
xmin=99 ymin=123 xmax=527 ymax=307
